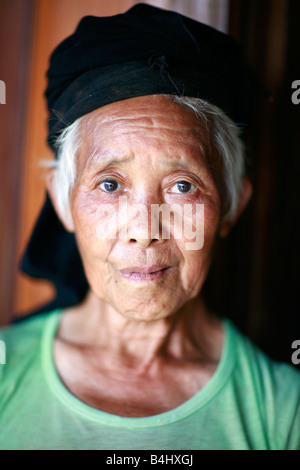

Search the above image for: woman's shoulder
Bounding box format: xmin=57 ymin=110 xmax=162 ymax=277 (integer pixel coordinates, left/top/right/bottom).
xmin=226 ymin=319 xmax=300 ymax=393
xmin=0 ymin=311 xmax=60 ymax=386
xmin=0 ymin=311 xmax=55 ymax=348
xmin=227 ymin=319 xmax=300 ymax=379
xmin=225 ymin=319 xmax=300 ymax=449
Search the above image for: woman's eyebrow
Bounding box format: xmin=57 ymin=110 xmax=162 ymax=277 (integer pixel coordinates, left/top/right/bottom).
xmin=162 ymin=156 xmax=208 ymax=173
xmin=87 ymin=151 xmax=134 ymax=169
xmin=164 ymin=160 xmax=206 ymax=171
xmin=86 ymin=147 xmax=207 ymax=172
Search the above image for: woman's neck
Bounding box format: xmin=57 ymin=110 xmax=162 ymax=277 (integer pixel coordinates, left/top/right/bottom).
xmin=56 ymin=290 xmax=224 ymax=373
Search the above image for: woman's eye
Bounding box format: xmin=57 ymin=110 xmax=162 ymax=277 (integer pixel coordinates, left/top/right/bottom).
xmin=172 ymin=181 xmax=196 ymax=194
xmin=99 ymin=180 xmax=120 ymax=193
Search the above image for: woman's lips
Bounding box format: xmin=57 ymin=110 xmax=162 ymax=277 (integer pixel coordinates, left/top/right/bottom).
xmin=119 ymin=265 xmax=172 ymax=282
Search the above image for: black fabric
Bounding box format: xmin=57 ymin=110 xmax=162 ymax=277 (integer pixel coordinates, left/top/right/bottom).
xmin=20 ymin=194 xmax=89 ymax=315
xmin=20 ymin=3 xmax=267 ymax=316
xmin=46 ymin=3 xmax=261 ymax=150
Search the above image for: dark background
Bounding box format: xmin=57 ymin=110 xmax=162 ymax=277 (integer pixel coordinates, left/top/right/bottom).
xmin=204 ymin=0 xmax=300 ymax=367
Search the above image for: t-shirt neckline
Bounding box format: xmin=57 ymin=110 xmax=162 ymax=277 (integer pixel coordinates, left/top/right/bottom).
xmin=41 ymin=309 xmax=236 ymax=428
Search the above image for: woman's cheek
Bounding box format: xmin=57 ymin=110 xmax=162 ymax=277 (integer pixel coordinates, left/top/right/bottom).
xmin=177 ymin=203 xmax=220 ymax=292
xmin=72 ymin=191 xmax=119 ymax=256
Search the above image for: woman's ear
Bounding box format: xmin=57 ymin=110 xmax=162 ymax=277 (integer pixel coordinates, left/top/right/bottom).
xmin=219 ymin=177 xmax=253 ymax=237
xmin=46 ymin=168 xmax=75 ymax=233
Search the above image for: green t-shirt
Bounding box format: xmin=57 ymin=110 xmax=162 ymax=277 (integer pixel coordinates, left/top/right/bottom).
xmin=0 ymin=310 xmax=299 ymax=450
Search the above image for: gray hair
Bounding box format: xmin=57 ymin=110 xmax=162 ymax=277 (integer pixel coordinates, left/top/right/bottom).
xmin=50 ymin=96 xmax=246 ymax=222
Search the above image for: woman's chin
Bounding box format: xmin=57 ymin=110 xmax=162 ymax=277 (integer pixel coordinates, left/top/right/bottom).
xmin=108 ymin=293 xmax=182 ymax=323
xmin=115 ymin=308 xmax=175 ymax=323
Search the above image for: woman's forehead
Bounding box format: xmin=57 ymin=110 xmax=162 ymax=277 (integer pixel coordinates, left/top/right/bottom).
xmin=78 ymin=95 xmax=212 ymax=165
xmin=84 ymin=95 xmax=203 ymax=125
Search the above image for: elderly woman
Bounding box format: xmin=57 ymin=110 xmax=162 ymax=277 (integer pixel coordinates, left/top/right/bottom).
xmin=0 ymin=4 xmax=300 ymax=451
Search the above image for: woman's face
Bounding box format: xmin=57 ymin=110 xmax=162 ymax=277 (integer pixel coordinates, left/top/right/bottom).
xmin=65 ymin=95 xmax=223 ymax=321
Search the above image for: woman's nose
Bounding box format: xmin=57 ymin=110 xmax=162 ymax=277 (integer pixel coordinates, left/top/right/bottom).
xmin=119 ymin=198 xmax=164 ymax=248
xmin=129 ymin=235 xmax=161 ymax=249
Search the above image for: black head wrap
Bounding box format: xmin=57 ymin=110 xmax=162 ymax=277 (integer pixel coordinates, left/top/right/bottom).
xmin=20 ymin=3 xmax=266 ymax=315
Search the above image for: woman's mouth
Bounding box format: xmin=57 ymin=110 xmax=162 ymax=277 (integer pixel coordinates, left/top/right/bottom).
xmin=119 ymin=265 xmax=172 ymax=282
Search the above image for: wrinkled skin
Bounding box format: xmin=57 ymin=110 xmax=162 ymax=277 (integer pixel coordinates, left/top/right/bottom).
xmin=49 ymin=95 xmax=251 ymax=416
xmin=64 ymin=95 xmax=223 ymax=321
